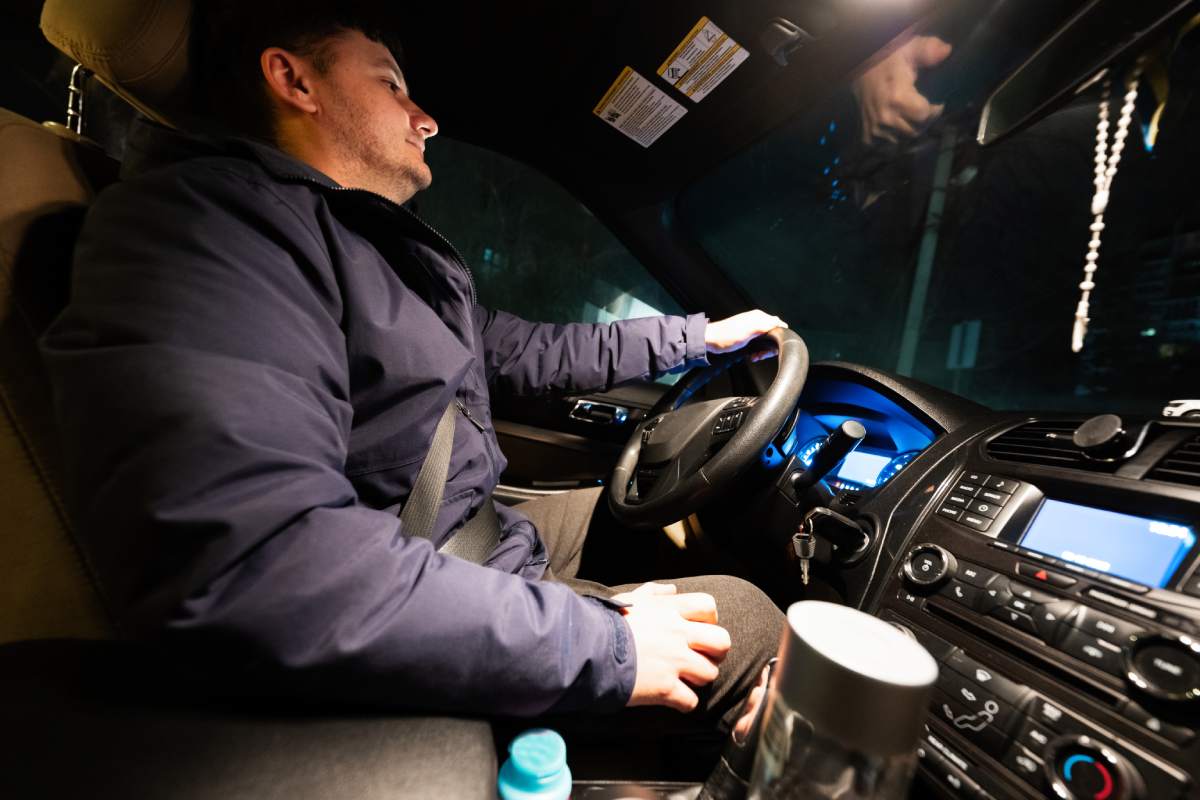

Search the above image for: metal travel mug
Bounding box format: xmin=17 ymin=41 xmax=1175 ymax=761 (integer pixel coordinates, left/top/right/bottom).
xmin=747 ymin=601 xmax=937 ymax=800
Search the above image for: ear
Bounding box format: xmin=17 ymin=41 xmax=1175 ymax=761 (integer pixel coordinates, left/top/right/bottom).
xmin=260 ymin=47 xmax=321 ymax=115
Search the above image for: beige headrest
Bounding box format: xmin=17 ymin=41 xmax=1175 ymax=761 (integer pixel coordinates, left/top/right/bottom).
xmin=40 ymin=0 xmax=192 ymax=127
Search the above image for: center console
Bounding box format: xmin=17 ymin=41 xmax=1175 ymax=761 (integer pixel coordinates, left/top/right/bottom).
xmin=872 ymin=466 xmax=1200 ymax=800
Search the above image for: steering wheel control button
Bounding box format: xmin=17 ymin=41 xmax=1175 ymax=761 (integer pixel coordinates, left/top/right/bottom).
xmin=984 ymin=476 xmax=1021 ymax=493
xmin=1127 ymin=635 xmax=1200 ymax=702
xmin=1015 ymin=561 xmax=1079 ymax=589
xmin=903 ymin=544 xmax=956 ymax=591
xmin=1058 ymin=629 xmax=1126 ymax=678
xmin=1044 ymin=737 xmax=1142 ymax=800
xmin=958 ymin=561 xmax=1001 ymax=588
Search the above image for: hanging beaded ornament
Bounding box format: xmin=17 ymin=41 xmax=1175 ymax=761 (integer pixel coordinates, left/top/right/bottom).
xmin=1071 ymin=59 xmax=1145 ymax=353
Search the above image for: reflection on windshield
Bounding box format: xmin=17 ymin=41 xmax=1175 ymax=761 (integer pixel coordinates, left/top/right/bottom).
xmin=682 ymin=1 xmax=1200 ymax=415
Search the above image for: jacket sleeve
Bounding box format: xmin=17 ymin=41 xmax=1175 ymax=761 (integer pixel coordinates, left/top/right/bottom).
xmin=472 ymin=305 xmax=709 ymax=396
xmin=40 ymin=166 xmax=635 ymax=716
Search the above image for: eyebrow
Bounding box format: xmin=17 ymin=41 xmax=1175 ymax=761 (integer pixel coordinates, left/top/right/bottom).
xmin=371 ymin=57 xmax=403 ymax=80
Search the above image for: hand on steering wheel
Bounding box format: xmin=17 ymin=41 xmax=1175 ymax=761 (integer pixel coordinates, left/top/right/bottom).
xmin=608 ymin=328 xmax=809 ymax=527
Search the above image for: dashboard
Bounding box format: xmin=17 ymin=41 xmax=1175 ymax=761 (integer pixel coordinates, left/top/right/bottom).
xmin=751 ymin=363 xmax=1200 ymax=800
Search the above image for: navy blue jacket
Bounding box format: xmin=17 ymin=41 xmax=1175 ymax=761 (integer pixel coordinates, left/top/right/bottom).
xmin=41 ymin=118 xmax=709 ymax=715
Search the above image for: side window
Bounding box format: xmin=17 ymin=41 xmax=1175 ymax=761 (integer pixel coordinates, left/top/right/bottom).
xmin=411 ymin=137 xmax=683 ymax=325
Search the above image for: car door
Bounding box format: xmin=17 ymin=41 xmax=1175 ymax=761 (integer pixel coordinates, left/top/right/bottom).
xmin=412 ymin=135 xmax=688 ymax=502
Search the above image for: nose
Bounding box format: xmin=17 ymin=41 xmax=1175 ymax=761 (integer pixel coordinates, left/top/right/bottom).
xmin=409 ymin=100 xmax=438 ymax=140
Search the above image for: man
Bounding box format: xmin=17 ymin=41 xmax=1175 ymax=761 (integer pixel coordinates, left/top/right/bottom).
xmin=41 ymin=3 xmax=786 ymax=738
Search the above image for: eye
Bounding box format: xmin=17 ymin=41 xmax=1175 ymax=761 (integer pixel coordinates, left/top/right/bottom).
xmin=382 ymin=79 xmax=401 ymax=93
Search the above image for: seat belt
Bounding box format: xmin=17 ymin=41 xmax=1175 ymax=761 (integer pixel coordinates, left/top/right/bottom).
xmin=399 ymin=402 xmax=503 ymax=564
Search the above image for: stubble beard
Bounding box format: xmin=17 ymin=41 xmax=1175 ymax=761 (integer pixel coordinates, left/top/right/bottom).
xmin=328 ymin=95 xmax=431 ymax=205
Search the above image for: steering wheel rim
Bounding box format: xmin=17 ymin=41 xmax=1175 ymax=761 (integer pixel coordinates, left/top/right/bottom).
xmin=608 ymin=328 xmax=809 ymax=527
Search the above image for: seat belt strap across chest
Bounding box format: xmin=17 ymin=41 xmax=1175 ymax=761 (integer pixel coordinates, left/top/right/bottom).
xmin=399 ymin=402 xmax=502 ymax=564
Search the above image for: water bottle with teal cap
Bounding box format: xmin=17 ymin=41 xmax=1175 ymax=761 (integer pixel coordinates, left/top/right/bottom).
xmin=497 ymin=728 xmax=572 ymax=800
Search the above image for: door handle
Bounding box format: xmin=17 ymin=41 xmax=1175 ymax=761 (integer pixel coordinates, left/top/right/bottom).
xmin=570 ymin=400 xmax=630 ymax=425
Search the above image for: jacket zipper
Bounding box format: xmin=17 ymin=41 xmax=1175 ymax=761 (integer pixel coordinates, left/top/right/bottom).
xmin=456 ymin=400 xmax=486 ymax=432
xmin=280 ymin=174 xmax=478 ymax=306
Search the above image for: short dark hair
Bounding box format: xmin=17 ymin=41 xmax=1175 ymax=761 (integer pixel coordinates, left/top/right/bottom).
xmin=190 ymin=1 xmax=405 ymax=142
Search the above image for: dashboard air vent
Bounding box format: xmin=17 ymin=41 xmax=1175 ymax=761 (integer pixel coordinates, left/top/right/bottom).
xmin=1146 ymin=433 xmax=1200 ymax=487
xmin=986 ymin=420 xmax=1120 ymax=473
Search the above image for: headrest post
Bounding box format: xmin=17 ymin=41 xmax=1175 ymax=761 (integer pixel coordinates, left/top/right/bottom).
xmin=66 ymin=64 xmax=92 ymax=136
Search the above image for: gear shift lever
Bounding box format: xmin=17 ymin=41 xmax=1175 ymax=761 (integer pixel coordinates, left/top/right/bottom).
xmin=790 ymin=420 xmax=866 ymax=491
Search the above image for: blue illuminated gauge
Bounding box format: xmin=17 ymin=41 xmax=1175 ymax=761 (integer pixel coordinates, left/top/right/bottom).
xmin=797 ymin=436 xmax=826 ymax=467
xmin=878 ymin=450 xmax=920 ymax=486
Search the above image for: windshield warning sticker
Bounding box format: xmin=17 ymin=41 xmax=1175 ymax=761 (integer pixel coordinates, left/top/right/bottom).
xmin=593 ymin=66 xmax=687 ymax=148
xmin=658 ymin=17 xmax=748 ymax=103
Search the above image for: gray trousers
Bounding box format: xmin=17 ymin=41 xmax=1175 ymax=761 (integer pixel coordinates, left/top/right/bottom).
xmin=505 ymin=487 xmax=787 ymax=779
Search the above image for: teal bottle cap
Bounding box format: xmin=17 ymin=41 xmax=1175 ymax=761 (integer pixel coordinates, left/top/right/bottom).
xmin=497 ymin=728 xmax=571 ymax=800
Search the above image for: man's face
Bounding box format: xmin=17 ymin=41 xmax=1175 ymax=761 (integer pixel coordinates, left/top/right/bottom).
xmin=311 ymin=30 xmax=438 ymax=203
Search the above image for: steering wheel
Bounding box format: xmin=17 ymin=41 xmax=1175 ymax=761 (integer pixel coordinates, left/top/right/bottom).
xmin=608 ymin=328 xmax=809 ymax=527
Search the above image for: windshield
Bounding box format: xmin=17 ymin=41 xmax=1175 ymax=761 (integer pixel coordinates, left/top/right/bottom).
xmin=681 ymin=2 xmax=1200 ymax=415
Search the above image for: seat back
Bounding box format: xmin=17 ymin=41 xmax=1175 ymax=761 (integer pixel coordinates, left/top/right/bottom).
xmin=0 ymin=108 xmax=118 ymax=641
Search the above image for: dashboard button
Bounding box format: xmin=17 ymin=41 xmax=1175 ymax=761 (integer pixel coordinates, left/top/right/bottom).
xmin=1002 ymin=743 xmax=1047 ymax=793
xmin=941 ymin=579 xmax=982 ymax=609
xmin=959 ymin=513 xmax=993 ymax=533
xmin=936 ymin=504 xmax=963 ymax=521
xmin=1033 ymin=600 xmax=1079 ymax=645
xmin=984 ymin=476 xmax=1021 ymax=493
xmin=960 ymin=470 xmax=991 ymax=485
xmin=1008 ymin=597 xmax=1037 ymax=615
xmin=990 ymin=605 xmax=1039 ymax=637
xmin=955 ymin=481 xmax=983 ymax=496
xmin=1015 ymin=716 xmax=1056 ymax=752
xmin=1008 ymin=582 xmax=1057 ymax=604
xmin=966 ymin=500 xmax=1001 ymax=519
xmin=1070 ymin=607 xmax=1143 ymax=646
xmin=976 ymin=488 xmax=1012 ymax=506
xmin=944 ymin=651 xmax=1029 ymax=707
xmin=1015 ymin=562 xmax=1078 ymax=588
xmin=978 ymin=582 xmax=1014 ymax=614
xmin=932 ymin=688 xmax=1011 ymax=757
xmin=1059 ymin=629 xmax=1126 ymax=678
xmin=944 ymin=492 xmax=972 ymax=507
xmin=957 ymin=562 xmax=1000 ymax=589
xmin=1119 ymin=700 xmax=1197 ymax=747
xmin=1030 ymin=697 xmax=1084 ymax=734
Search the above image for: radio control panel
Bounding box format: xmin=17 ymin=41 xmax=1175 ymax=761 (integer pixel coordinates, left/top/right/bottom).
xmin=876 ymin=468 xmax=1200 ymax=799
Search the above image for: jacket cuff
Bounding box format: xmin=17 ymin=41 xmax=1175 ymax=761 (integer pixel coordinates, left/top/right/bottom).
xmin=683 ymin=313 xmax=710 ymax=368
xmin=582 ymin=596 xmax=637 ymax=710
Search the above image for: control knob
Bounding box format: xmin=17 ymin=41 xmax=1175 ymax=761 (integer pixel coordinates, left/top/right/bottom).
xmin=1042 ymin=735 xmax=1144 ymax=800
xmin=1125 ymin=633 xmax=1200 ymax=703
xmin=902 ymin=543 xmax=956 ymax=592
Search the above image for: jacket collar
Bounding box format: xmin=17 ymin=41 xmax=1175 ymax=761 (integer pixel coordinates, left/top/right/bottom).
xmin=120 ymin=116 xmax=340 ymax=189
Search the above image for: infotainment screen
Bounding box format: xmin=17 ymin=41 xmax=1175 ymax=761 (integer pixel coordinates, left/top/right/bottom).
xmin=1019 ymin=500 xmax=1197 ymax=588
